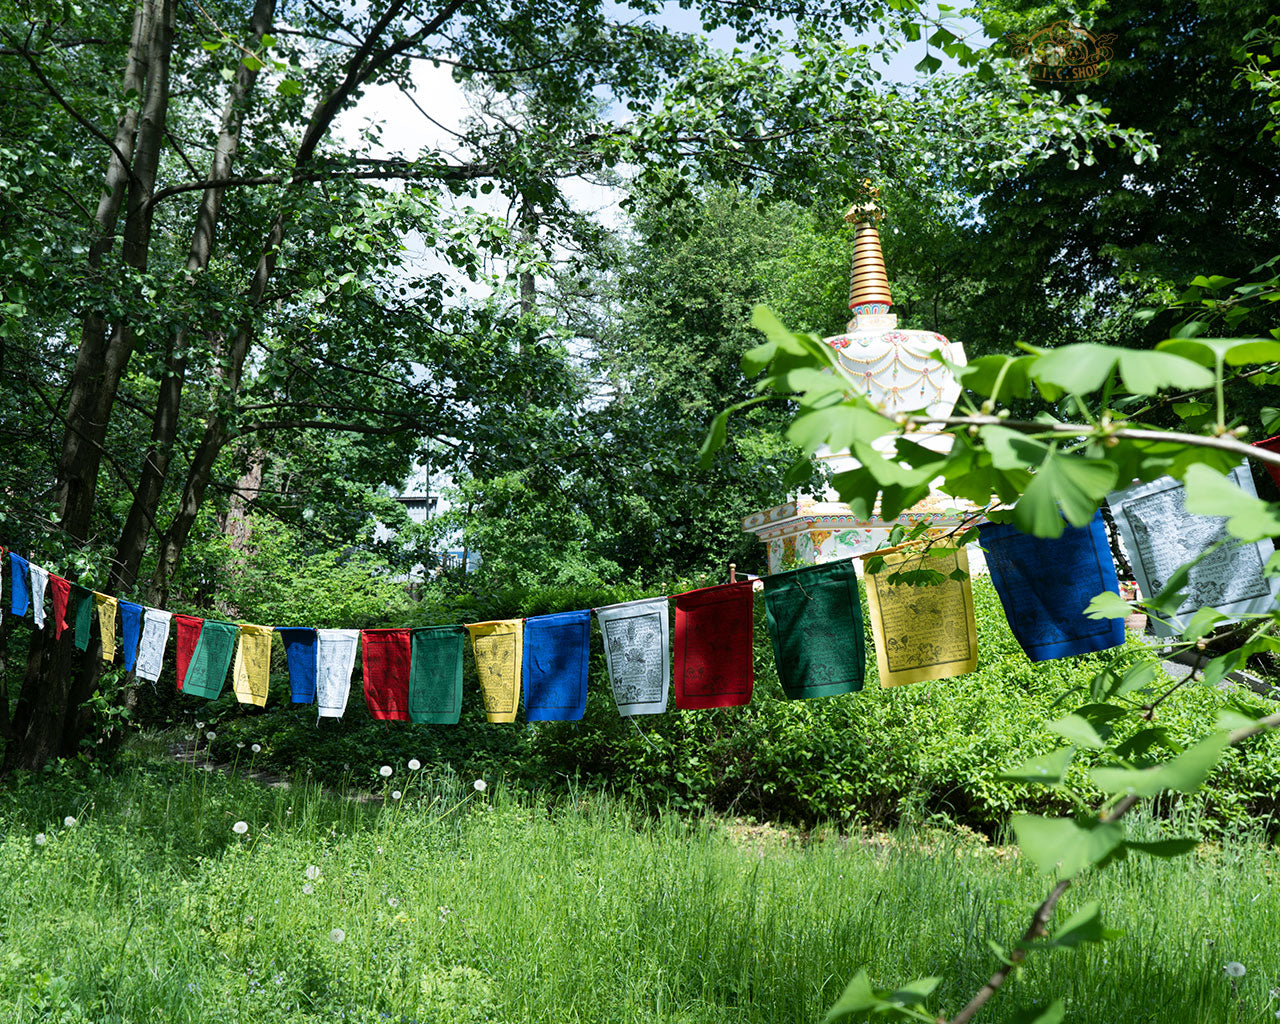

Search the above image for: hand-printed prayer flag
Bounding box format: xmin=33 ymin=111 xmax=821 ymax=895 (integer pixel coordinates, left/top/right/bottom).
xmin=28 ymin=563 xmax=49 ymax=630
xmin=595 ymin=598 xmax=670 ymax=716
xmin=173 ymin=613 xmax=204 ymax=690
xmin=1254 ymin=435 xmax=1280 ymax=489
xmin=762 ymin=561 xmax=864 ymax=699
xmin=981 ymin=512 xmax=1125 ymax=662
xmin=182 ymin=620 xmax=238 ymax=700
xmin=409 ymin=626 xmax=467 ymax=724
xmin=93 ymin=593 xmax=119 ymax=663
xmin=119 ymin=601 xmax=144 ymax=673
xmin=9 ymin=553 xmax=30 ymax=617
xmin=277 ymin=627 xmax=318 ymax=704
xmin=465 ymin=620 xmax=523 ymax=723
xmin=521 ymin=610 xmax=591 ymax=721
xmin=72 ymin=584 xmax=94 ymax=652
xmin=135 ymin=608 xmax=172 ymax=682
xmin=672 ymin=582 xmax=754 ymax=710
xmin=1108 ymin=466 xmax=1280 ymax=637
xmin=49 ymin=574 xmax=71 ymax=639
xmin=361 ymin=628 xmax=411 ymax=721
xmin=232 ymin=624 xmax=274 ymax=706
xmin=864 ymin=548 xmax=978 ymax=687
xmin=316 ymin=629 xmax=359 ymax=719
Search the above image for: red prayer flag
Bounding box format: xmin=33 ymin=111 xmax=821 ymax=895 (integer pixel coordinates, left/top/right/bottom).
xmin=174 ymin=614 xmax=204 ymax=692
xmin=361 ymin=628 xmax=411 ymax=721
xmin=49 ymin=574 xmax=71 ymax=638
xmin=672 ymin=581 xmax=755 ymax=710
xmin=1254 ymin=435 xmax=1280 ymax=490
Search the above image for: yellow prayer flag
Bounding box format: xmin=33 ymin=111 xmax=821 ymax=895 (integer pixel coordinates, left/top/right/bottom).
xmin=93 ymin=593 xmax=119 ymax=663
xmin=232 ymin=624 xmax=275 ymax=707
xmin=865 ymin=546 xmax=978 ymax=687
xmin=464 ymin=619 xmax=523 ymax=723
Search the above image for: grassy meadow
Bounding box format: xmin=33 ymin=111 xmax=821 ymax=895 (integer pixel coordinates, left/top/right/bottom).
xmin=2 ymin=751 xmax=1279 ymax=1024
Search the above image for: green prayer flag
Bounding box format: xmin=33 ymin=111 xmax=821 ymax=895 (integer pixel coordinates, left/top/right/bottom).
xmin=762 ymin=560 xmax=865 ymax=699
xmin=72 ymin=584 xmax=94 ymax=652
xmin=182 ymin=620 xmax=238 ymax=700
xmin=409 ymin=626 xmax=466 ymax=724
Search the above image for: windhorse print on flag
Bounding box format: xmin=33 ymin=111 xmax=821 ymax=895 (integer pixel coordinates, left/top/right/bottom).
xmin=232 ymin=624 xmax=275 ymax=707
xmin=135 ymin=608 xmax=172 ymax=682
xmin=1108 ymin=465 xmax=1280 ymax=637
xmin=316 ymin=629 xmax=360 ymax=719
xmin=980 ymin=511 xmax=1126 ymax=662
xmin=762 ymin=560 xmax=864 ymax=700
xmin=595 ymin=597 xmax=670 ymax=716
xmin=409 ymin=626 xmax=467 ymax=724
xmin=864 ymin=547 xmax=978 ymax=687
xmin=672 ymin=581 xmax=754 ymax=709
xmin=521 ymin=610 xmax=591 ymax=722
xmin=465 ymin=620 xmax=523 ymax=723
xmin=361 ymin=628 xmax=412 ymax=721
xmin=182 ymin=620 xmax=239 ymax=700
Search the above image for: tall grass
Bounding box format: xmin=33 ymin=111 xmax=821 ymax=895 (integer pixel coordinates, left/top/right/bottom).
xmin=1 ymin=753 xmax=1277 ymax=1023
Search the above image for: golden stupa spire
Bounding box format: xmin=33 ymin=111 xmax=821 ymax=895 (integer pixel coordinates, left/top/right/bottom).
xmin=844 ymin=182 xmax=893 ymax=318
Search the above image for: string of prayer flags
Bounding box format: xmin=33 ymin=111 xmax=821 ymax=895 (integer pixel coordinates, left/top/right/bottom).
xmin=1254 ymin=435 xmax=1280 ymax=489
xmin=49 ymin=575 xmax=71 ymax=639
xmin=72 ymin=584 xmax=94 ymax=651
xmin=865 ymin=548 xmax=978 ymax=687
xmin=173 ymin=613 xmax=204 ymax=690
xmin=1108 ymin=466 xmax=1280 ymax=638
xmin=361 ymin=629 xmax=412 ymax=721
xmin=277 ymin=627 xmax=318 ymax=704
xmin=409 ymin=626 xmax=467 ymax=724
xmin=94 ymin=593 xmax=119 ymax=662
xmin=316 ymin=629 xmax=360 ymax=719
xmin=981 ymin=512 xmax=1125 ymax=662
xmin=672 ymin=582 xmax=754 ymax=710
xmin=119 ymin=601 xmax=143 ymax=673
xmin=29 ymin=563 xmax=49 ymax=630
xmin=595 ymin=597 xmax=670 ymax=716
xmin=183 ymin=620 xmax=238 ymax=700
xmin=465 ymin=619 xmax=524 ymax=723
xmin=521 ymin=610 xmax=592 ymax=721
xmin=9 ymin=552 xmax=30 ymax=617
xmin=232 ymin=624 xmax=274 ymax=706
xmin=762 ymin=560 xmax=864 ymax=699
xmin=135 ymin=608 xmax=172 ymax=682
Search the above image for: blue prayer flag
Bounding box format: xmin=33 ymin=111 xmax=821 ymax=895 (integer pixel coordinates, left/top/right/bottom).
xmin=277 ymin=627 xmax=318 ymax=704
xmin=522 ymin=609 xmax=591 ymax=721
xmin=979 ymin=511 xmax=1126 ymax=662
xmin=120 ymin=600 xmax=144 ymax=672
xmin=9 ymin=553 xmax=30 ymax=618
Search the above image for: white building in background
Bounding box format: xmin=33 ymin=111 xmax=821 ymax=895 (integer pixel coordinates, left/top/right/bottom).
xmin=375 ymin=463 xmax=479 ymax=577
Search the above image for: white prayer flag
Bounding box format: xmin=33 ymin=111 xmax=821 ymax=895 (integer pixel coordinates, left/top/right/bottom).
xmin=135 ymin=608 xmax=173 ymax=682
xmin=28 ymin=563 xmax=49 ymax=630
xmin=316 ymin=628 xmax=360 ymax=719
xmin=594 ymin=597 xmax=670 ymax=716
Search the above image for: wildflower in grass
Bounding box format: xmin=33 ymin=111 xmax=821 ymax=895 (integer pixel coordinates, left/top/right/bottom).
xmin=330 ymin=928 xmax=345 ymax=943
xmin=388 ymin=897 xmax=399 ymax=907
xmin=379 ymin=765 xmax=392 ymax=778
xmin=251 ymin=743 xmax=261 ymax=753
xmin=306 ymin=865 xmax=321 ymax=880
xmin=206 ymin=731 xmax=216 ymax=740
xmin=184 ymin=733 xmax=194 ymax=741
xmin=302 ymin=884 xmax=314 ymax=895
xmin=232 ymin=821 xmax=249 ymax=835
xmin=195 ymin=721 xmax=205 ymax=730
xmin=438 ymin=905 xmax=451 ymax=922
xmin=1225 ymin=962 xmax=1247 ymax=978
xmin=237 ymin=741 xmax=245 ymax=749
xmin=34 ymin=833 xmax=47 ymax=846
xmin=473 ymin=779 xmax=487 ymax=792
xmin=391 ymin=791 xmax=402 ymax=801
xmin=204 ymin=764 xmax=214 ymax=772
xmin=63 ymin=816 xmax=76 ymax=828
xmin=408 ymin=758 xmax=421 ymax=770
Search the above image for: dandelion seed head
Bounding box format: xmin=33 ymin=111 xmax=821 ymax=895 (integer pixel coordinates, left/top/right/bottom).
xmin=236 ymin=742 xmax=245 ymax=749
xmin=408 ymin=758 xmax=421 ymax=771
xmin=473 ymin=779 xmax=487 ymax=792
xmin=306 ymin=864 xmax=321 ymax=880
xmin=232 ymin=821 xmax=249 ymax=835
xmin=302 ymin=883 xmax=314 ymax=895
xmin=34 ymin=833 xmax=47 ymax=846
xmin=391 ymin=791 xmax=402 ymax=801
xmin=1225 ymin=962 xmax=1247 ymax=978
xmin=195 ymin=721 xmax=205 ymax=730
xmin=206 ymin=731 xmax=216 ymax=740
xmin=185 ymin=733 xmax=194 ymax=740
xmin=251 ymin=743 xmax=261 ymax=753
xmin=379 ymin=765 xmax=392 ymax=778
xmin=388 ymin=897 xmax=399 ymax=907
xmin=204 ymin=764 xmax=214 ymax=772
xmin=330 ymin=928 xmax=345 ymax=943
xmin=63 ymin=816 xmax=76 ymax=828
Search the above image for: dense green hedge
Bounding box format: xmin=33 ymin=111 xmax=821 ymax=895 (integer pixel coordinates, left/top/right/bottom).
xmin=129 ymin=575 xmax=1280 ymax=838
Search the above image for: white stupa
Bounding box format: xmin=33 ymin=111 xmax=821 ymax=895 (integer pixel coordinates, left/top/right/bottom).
xmin=743 ymin=194 xmax=983 ymax=574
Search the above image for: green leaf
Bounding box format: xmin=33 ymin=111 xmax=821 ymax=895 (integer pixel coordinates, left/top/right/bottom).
xmin=1011 ymin=1001 xmax=1065 ymax=1024
xmin=276 ymin=79 xmax=303 ymax=97
xmin=1025 ymin=901 xmax=1118 ymax=949
xmin=1158 ymin=337 xmax=1280 ymax=367
xmin=1083 ymin=591 xmax=1133 ymax=620
xmin=1124 ymin=837 xmax=1200 ymax=858
xmin=1091 ymin=731 xmax=1231 ymax=796
xmin=1113 ymin=726 xmax=1176 ymax=761
xmin=1029 ymin=343 xmax=1211 ymax=395
xmin=260 ymin=32 xmax=276 ymax=46
xmin=915 ymin=53 xmax=943 ymax=74
xmin=1011 ymin=814 xmax=1126 ymax=876
xmin=1261 ymin=406 xmax=1280 ymax=434
xmin=1180 ymin=606 xmax=1226 ymax=641
xmin=1047 ymin=715 xmax=1106 ymax=749
xmin=1115 ymin=349 xmax=1215 ymax=394
xmin=1091 ymin=661 xmax=1158 ymax=702
xmin=1015 ymin=452 xmax=1117 ymax=536
xmin=823 ymin=970 xmax=940 ymax=1022
xmin=1182 ymin=464 xmax=1280 ymax=542
xmin=1000 ymin=746 xmax=1076 ymax=784
xmin=242 ymin=54 xmax=264 ymax=72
